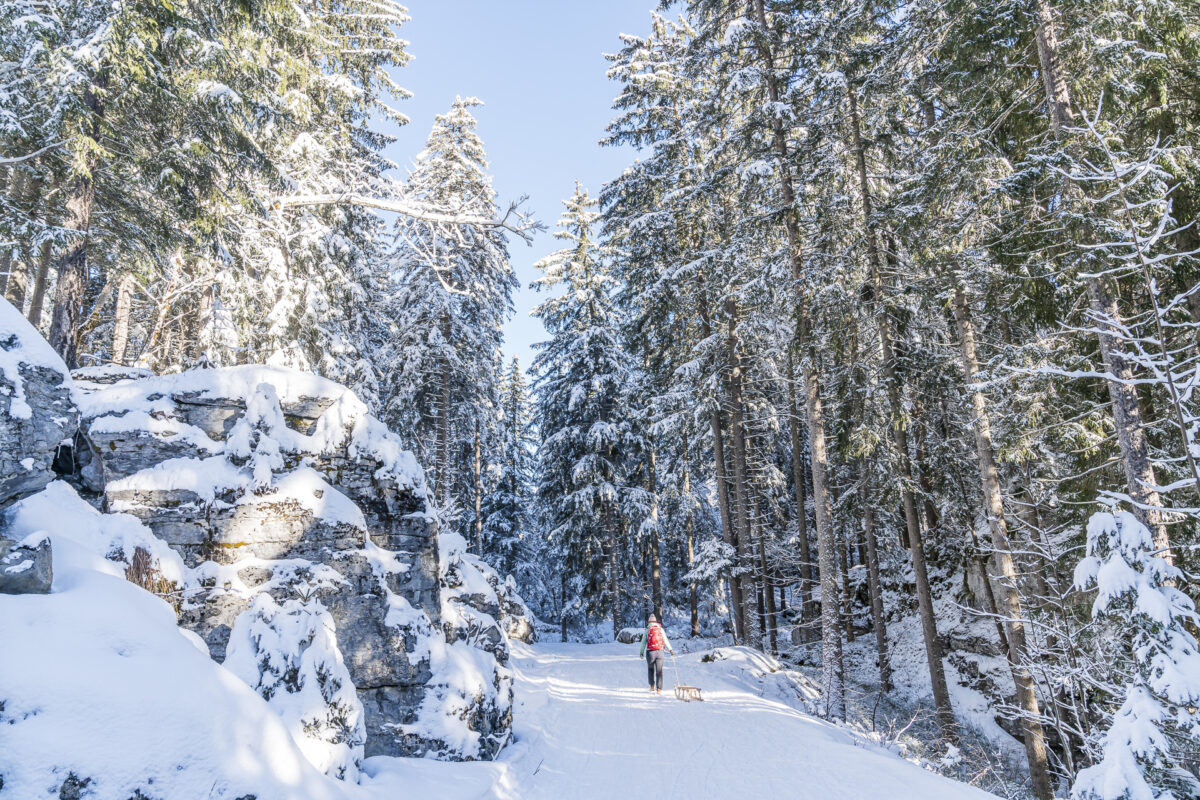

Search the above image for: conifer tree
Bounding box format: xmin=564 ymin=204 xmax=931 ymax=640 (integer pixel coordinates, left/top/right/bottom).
xmin=532 ymin=184 xmax=634 ymax=639
xmin=384 ymin=98 xmax=516 ymax=520
xmin=481 ymin=357 xmax=536 ymax=579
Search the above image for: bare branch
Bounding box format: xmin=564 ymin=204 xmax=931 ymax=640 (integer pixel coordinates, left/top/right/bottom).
xmin=0 ymin=141 xmax=64 ymax=166
xmin=274 ymin=192 xmax=542 ymax=243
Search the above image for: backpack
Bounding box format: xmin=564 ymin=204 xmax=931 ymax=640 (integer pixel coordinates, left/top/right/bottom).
xmin=647 ymin=623 xmax=665 ymax=651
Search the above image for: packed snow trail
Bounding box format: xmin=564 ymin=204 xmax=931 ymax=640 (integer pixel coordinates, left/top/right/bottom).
xmin=492 ymin=641 xmax=998 ymax=800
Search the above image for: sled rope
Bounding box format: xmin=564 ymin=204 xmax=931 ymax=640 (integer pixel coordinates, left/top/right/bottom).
xmin=670 ymin=652 xmax=703 ymax=702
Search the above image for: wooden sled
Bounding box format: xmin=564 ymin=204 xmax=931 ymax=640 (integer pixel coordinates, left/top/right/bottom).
xmin=674 ymin=684 xmax=704 ymax=702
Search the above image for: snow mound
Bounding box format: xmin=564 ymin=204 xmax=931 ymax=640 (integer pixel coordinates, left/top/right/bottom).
xmin=0 ymin=482 xmax=349 ymax=800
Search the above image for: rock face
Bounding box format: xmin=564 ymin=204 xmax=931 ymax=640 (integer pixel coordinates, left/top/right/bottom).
xmin=616 ymin=627 xmax=642 ymax=644
xmin=0 ymin=300 xmax=532 ymax=769
xmin=69 ymin=365 xmax=523 ymax=762
xmin=0 ymin=300 xmax=77 ymax=509
xmin=0 ymin=532 xmax=52 ymax=594
xmin=495 ymin=574 xmax=538 ymax=644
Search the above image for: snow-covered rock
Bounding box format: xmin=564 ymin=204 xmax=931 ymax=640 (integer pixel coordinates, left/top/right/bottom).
xmin=64 ymin=365 xmax=509 ymax=762
xmin=406 ymin=530 xmax=514 ymax=760
xmin=616 ymin=627 xmax=642 ymax=644
xmin=0 ymin=531 xmax=52 ymax=594
xmin=0 ymin=299 xmax=77 ymax=508
xmin=0 ymin=331 xmax=518 ymax=791
xmin=494 ymin=573 xmax=538 ymax=644
xmin=0 ymin=482 xmax=351 ymax=800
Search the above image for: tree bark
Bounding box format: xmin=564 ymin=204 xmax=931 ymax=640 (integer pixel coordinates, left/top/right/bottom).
xmin=1086 ymin=277 xmax=1171 ymax=559
xmin=806 ymin=359 xmax=846 ymax=720
xmin=436 ymin=316 xmax=452 ymax=507
xmin=1032 ymin=0 xmax=1074 ymax=132
xmin=109 ymin=274 xmax=135 ymax=365
xmin=473 ymin=423 xmax=483 ymax=555
xmin=698 ymin=284 xmax=743 ymax=642
xmin=726 ymin=300 xmax=761 ymax=649
xmin=847 ymin=80 xmax=955 ymax=735
xmin=608 ymin=507 xmax=621 ymax=640
xmin=26 ymin=235 xmax=54 ymax=329
xmin=647 ymin=446 xmax=664 ymax=622
xmin=788 ymin=353 xmax=815 ymax=642
xmin=683 ymin=434 xmax=700 ymax=637
xmin=2 ymin=170 xmax=31 ymax=308
xmin=952 ymin=284 xmax=1053 ymax=800
xmin=860 ymin=461 xmax=891 ymax=692
xmin=49 ymin=73 xmax=106 ymax=368
xmin=753 ymin=472 xmax=779 ymax=654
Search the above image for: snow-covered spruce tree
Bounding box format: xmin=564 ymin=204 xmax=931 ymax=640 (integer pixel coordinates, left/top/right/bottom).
xmin=179 ymin=0 xmax=411 ymax=390
xmin=383 ymin=97 xmax=516 ymax=530
xmin=1071 ymin=511 xmax=1200 ymax=800
xmin=0 ymin=0 xmax=414 ymax=379
xmin=480 ymin=357 xmax=536 ymax=580
xmin=532 ymin=183 xmax=634 ymax=640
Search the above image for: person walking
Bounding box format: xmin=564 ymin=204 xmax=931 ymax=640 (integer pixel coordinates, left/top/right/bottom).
xmin=638 ymin=613 xmax=674 ymax=694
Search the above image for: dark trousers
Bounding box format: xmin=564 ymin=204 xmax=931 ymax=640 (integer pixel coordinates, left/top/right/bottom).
xmin=646 ymin=649 xmax=665 ymax=690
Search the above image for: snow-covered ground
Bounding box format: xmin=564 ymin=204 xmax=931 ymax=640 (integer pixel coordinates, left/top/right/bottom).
xmin=0 ymin=479 xmax=997 ymax=799
xmin=490 ymin=641 xmax=999 ymax=799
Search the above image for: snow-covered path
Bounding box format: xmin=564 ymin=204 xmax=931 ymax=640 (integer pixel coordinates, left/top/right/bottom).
xmin=486 ymin=641 xmax=998 ymax=800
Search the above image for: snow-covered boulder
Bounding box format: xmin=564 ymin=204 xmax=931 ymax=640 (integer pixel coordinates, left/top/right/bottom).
xmin=616 ymin=627 xmax=642 ymax=644
xmin=494 ymin=573 xmax=538 ymax=644
xmin=66 ymin=365 xmax=509 ymax=762
xmin=0 ymin=531 xmax=52 ymax=594
xmin=0 ymin=299 xmax=77 ymax=509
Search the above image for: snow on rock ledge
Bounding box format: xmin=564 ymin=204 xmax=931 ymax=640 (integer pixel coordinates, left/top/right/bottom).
xmin=0 ymin=299 xmax=77 ymax=508
xmin=64 ymin=365 xmax=515 ymax=763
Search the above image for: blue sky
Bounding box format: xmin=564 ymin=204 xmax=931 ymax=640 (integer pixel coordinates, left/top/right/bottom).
xmin=378 ymin=1 xmax=656 ymax=372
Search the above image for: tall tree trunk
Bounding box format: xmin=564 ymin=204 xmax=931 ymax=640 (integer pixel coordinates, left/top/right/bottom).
xmin=436 ymin=317 xmax=452 ymax=507
xmin=699 ymin=284 xmax=743 ymax=642
xmin=49 ymin=74 xmax=106 ymax=368
xmin=473 ymin=423 xmax=483 ymax=555
xmin=788 ymin=353 xmax=815 ymax=642
xmin=711 ymin=405 xmax=743 ymax=642
xmin=1033 ymin=0 xmax=1074 ymax=131
xmin=1032 ymin=0 xmax=1171 ymax=561
xmin=859 ymin=461 xmax=891 ymax=692
xmin=753 ymin=475 xmax=778 ymax=654
xmin=560 ymin=573 xmax=568 ymax=643
xmin=840 ymin=498 xmax=855 ymax=644
xmin=847 ymin=81 xmax=956 ymax=735
xmin=647 ymin=446 xmax=664 ymax=621
xmin=1086 ymin=278 xmax=1171 ymax=558
xmin=27 ymin=237 xmax=54 ymax=329
xmin=110 ymin=274 xmax=135 ymax=365
xmin=608 ymin=507 xmax=621 ymax=640
xmin=683 ymin=434 xmax=699 ymax=637
xmin=806 ymin=359 xmax=845 ymax=720
xmin=952 ymin=284 xmax=1053 ymax=799
xmin=3 ymin=170 xmax=32 ymax=308
xmin=726 ymin=300 xmax=761 ymax=649
xmin=747 ymin=0 xmax=841 ymax=685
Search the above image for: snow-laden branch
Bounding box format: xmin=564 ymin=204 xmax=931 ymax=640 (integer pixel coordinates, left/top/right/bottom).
xmin=273 ymin=192 xmax=540 ymax=243
xmin=0 ymin=141 xmax=64 ymax=165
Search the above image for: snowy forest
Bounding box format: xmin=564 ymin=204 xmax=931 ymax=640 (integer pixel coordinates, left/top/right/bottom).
xmin=2 ymin=1 xmax=1199 ymax=800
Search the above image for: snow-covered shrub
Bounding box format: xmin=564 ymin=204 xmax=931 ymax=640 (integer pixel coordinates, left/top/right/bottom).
xmin=1070 ymin=511 xmax=1200 ymax=800
xmin=225 ymin=594 xmax=366 ymax=780
xmin=226 ymin=382 xmax=288 ymax=493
